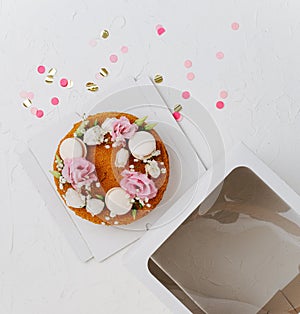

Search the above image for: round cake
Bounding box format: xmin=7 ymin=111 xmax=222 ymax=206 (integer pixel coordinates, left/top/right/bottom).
xmin=51 ymin=112 xmax=170 ymax=226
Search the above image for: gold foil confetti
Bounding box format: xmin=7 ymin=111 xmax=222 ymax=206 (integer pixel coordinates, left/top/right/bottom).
xmin=101 ymin=29 xmax=109 ymax=39
xmin=22 ymin=98 xmax=32 ymax=108
xmin=174 ymin=104 xmax=182 ymax=112
xmin=66 ymin=80 xmax=74 ymax=88
xmin=99 ymin=67 xmax=109 ymax=77
xmin=45 ymin=68 xmax=57 ymax=84
xmin=86 ymin=82 xmax=99 ymax=92
xmin=154 ymin=74 xmax=163 ymax=84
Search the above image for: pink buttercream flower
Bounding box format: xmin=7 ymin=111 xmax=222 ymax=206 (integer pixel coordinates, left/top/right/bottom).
xmin=111 ymin=116 xmax=138 ymax=146
xmin=62 ymin=157 xmax=98 ymax=189
xmin=120 ymin=169 xmax=157 ymax=200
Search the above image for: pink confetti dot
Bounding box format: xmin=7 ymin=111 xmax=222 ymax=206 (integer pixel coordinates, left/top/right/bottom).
xmin=155 ymin=24 xmax=163 ymax=30
xmin=173 ymin=111 xmax=182 ymax=121
xmin=182 ymin=91 xmax=190 ymax=99
xmin=184 ymin=60 xmax=192 ymax=68
xmin=109 ymin=54 xmax=118 ymax=63
xmin=216 ymin=51 xmax=224 ymax=60
xmin=187 ymin=72 xmax=195 ymax=81
xmin=121 ymin=46 xmax=128 ymax=53
xmin=216 ymin=101 xmax=225 ymax=109
xmin=89 ymin=39 xmax=97 ymax=47
xmin=220 ymin=90 xmax=228 ymax=99
xmin=231 ymin=22 xmax=239 ymax=31
xmin=157 ymin=26 xmax=166 ymax=36
xmin=20 ymin=91 xmax=27 ymax=98
xmin=60 ymin=78 xmax=68 ymax=87
xmin=37 ymin=65 xmax=45 ymax=74
xmin=36 ymin=109 xmax=44 ymax=118
xmin=27 ymin=92 xmax=34 ymax=100
xmin=30 ymin=107 xmax=38 ymax=115
xmin=51 ymin=97 xmax=59 ymax=105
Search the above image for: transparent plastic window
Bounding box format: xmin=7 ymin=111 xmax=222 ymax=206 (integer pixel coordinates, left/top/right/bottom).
xmin=149 ymin=167 xmax=300 ymax=314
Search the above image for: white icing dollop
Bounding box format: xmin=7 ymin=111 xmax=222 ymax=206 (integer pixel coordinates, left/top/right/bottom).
xmin=86 ymin=198 xmax=105 ymax=216
xmin=128 ymin=131 xmax=156 ymax=160
xmin=59 ymin=137 xmax=87 ymax=160
xmin=145 ymin=160 xmax=161 ymax=178
xmin=115 ymin=148 xmax=129 ymax=168
xmin=101 ymin=117 xmax=117 ymax=133
xmin=83 ymin=125 xmax=106 ymax=145
xmin=105 ymin=187 xmax=132 ymax=216
xmin=65 ymin=188 xmax=86 ymax=208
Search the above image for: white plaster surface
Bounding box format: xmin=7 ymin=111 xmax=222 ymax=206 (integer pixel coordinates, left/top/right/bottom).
xmin=1 ymin=1 xmax=300 ymax=313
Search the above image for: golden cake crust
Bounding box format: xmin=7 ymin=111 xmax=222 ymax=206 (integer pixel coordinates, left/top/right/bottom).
xmin=53 ymin=112 xmax=170 ymax=225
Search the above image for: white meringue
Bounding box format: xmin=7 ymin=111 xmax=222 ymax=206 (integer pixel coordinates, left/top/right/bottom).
xmin=128 ymin=131 xmax=156 ymax=160
xmin=86 ymin=198 xmax=105 ymax=216
xmin=105 ymin=187 xmax=132 ymax=216
xmin=101 ymin=117 xmax=116 ymax=133
xmin=65 ymin=188 xmax=86 ymax=208
xmin=83 ymin=125 xmax=105 ymax=145
xmin=145 ymin=160 xmax=161 ymax=178
xmin=115 ymin=148 xmax=129 ymax=168
xmin=59 ymin=137 xmax=87 ymax=160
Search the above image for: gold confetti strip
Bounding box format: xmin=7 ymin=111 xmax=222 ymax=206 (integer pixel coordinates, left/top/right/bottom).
xmin=45 ymin=68 xmax=57 ymax=84
xmin=154 ymin=74 xmax=163 ymax=84
xmin=174 ymin=104 xmax=182 ymax=112
xmin=101 ymin=29 xmax=109 ymax=39
xmin=66 ymin=80 xmax=73 ymax=88
xmin=86 ymin=82 xmax=99 ymax=92
xmin=22 ymin=98 xmax=32 ymax=108
xmin=99 ymin=67 xmax=109 ymax=77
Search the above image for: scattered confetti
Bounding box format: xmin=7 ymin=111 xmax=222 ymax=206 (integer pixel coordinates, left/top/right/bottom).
xmin=182 ymin=91 xmax=190 ymax=99
xmin=86 ymin=82 xmax=99 ymax=92
xmin=60 ymin=78 xmax=68 ymax=87
xmin=173 ymin=111 xmax=182 ymax=121
xmin=20 ymin=91 xmax=34 ymax=100
xmin=121 ymin=46 xmax=128 ymax=53
xmin=66 ymin=80 xmax=73 ymax=88
xmin=37 ymin=65 xmax=45 ymax=74
xmin=30 ymin=106 xmax=38 ymax=115
xmin=231 ymin=22 xmax=239 ymax=31
xmin=89 ymin=39 xmax=97 ymax=47
xmin=101 ymin=29 xmax=109 ymax=39
xmin=99 ymin=67 xmax=109 ymax=77
xmin=156 ymin=24 xmax=166 ymax=36
xmin=109 ymin=54 xmax=118 ymax=63
xmin=154 ymin=74 xmax=163 ymax=84
xmin=51 ymin=97 xmax=59 ymax=105
xmin=216 ymin=51 xmax=224 ymax=60
xmin=216 ymin=101 xmax=225 ymax=109
xmin=174 ymin=104 xmax=182 ymax=112
xmin=45 ymin=68 xmax=57 ymax=84
xmin=36 ymin=109 xmax=44 ymax=118
xmin=22 ymin=99 xmax=32 ymax=108
xmin=184 ymin=60 xmax=192 ymax=68
xmin=186 ymin=72 xmax=195 ymax=81
xmin=220 ymin=90 xmax=228 ymax=99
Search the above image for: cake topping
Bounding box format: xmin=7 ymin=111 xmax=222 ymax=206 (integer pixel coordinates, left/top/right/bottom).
xmin=83 ymin=125 xmax=106 ymax=145
xmin=86 ymin=198 xmax=105 ymax=216
xmin=145 ymin=160 xmax=161 ymax=178
xmin=105 ymin=187 xmax=133 ymax=216
xmin=120 ymin=169 xmax=158 ymax=200
xmin=115 ymin=148 xmax=129 ymax=168
xmin=59 ymin=137 xmax=87 ymax=160
xmin=62 ymin=157 xmax=98 ymax=189
xmin=111 ymin=116 xmax=138 ymax=147
xmin=65 ymin=188 xmax=86 ymax=208
xmin=128 ymin=131 xmax=156 ymax=160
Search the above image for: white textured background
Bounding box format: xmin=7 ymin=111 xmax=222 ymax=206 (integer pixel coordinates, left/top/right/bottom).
xmin=1 ymin=1 xmax=300 ymax=313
